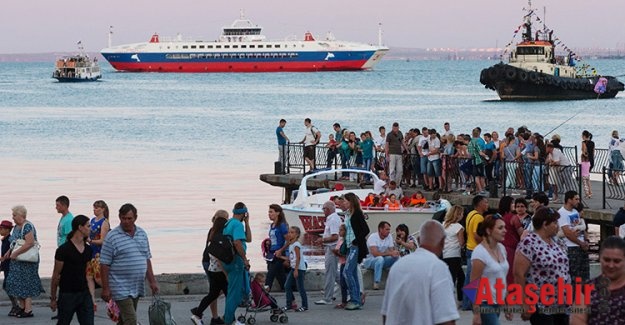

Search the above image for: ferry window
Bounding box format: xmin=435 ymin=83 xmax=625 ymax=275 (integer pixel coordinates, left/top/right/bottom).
xmin=275 ymin=45 xmax=280 ymax=48
xmin=258 ymin=45 xmax=264 ymax=48
xmin=191 ymin=45 xmax=196 ymax=49
xmin=216 ymin=45 xmax=222 ymax=49
xmin=183 ymin=45 xmax=188 ymax=49
xmin=233 ymin=45 xmax=239 ymax=48
xmin=267 ymin=45 xmax=272 ymax=48
xmin=224 ymin=45 xmax=230 ymax=49
xmin=250 ymin=45 xmax=255 ymax=48
xmin=241 ymin=45 xmax=247 ymax=48
xmin=207 ymin=45 xmax=213 ymax=49
xmin=199 ymin=45 xmax=205 ymax=49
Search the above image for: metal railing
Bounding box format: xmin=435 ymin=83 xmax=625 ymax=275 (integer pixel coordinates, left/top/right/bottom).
xmin=602 ymin=167 xmax=625 ymax=209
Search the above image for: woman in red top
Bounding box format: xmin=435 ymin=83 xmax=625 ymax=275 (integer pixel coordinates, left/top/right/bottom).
xmin=500 ymin=196 xmax=523 ymax=285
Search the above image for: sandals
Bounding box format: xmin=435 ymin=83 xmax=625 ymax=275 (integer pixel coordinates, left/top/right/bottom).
xmin=8 ymin=306 xmax=23 ymax=317
xmin=16 ymin=310 xmax=33 ymax=318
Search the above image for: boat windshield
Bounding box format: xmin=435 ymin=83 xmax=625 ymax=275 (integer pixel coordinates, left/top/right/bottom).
xmin=517 ymin=46 xmax=545 ymax=55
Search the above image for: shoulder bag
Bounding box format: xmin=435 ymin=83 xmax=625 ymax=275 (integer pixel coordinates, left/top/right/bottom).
xmin=10 ymin=221 xmax=40 ymax=263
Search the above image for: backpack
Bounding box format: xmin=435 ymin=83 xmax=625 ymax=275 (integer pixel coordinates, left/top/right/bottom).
xmin=310 ymin=126 xmax=319 ymax=141
xmin=206 ymin=223 xmax=236 ymax=264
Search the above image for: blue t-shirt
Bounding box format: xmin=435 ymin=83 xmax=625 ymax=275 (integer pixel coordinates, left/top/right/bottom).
xmin=268 ymin=223 xmax=288 ymax=252
xmin=484 ymin=141 xmax=496 ymax=151
xmin=57 ymin=212 xmax=74 ymax=247
xmin=223 ymin=218 xmax=247 ymax=252
xmin=276 ymin=127 xmax=286 ymax=145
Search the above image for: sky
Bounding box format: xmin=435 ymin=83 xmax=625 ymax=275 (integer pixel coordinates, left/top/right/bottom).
xmin=2 ymin=0 xmax=624 ymax=53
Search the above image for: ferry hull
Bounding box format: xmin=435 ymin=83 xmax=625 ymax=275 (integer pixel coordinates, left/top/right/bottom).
xmin=101 ymin=50 xmax=385 ymax=73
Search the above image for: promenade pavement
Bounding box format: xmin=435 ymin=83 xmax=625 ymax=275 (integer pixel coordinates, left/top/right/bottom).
xmin=1 ymin=291 xmax=528 ymax=325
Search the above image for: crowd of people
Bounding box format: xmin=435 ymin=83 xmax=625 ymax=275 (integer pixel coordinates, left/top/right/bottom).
xmin=277 ymin=118 xmax=625 ymax=201
xmin=0 ymin=197 xmax=158 ymax=325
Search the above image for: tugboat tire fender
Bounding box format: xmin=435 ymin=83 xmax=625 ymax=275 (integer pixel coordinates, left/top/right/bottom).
xmin=518 ymin=71 xmax=529 ymax=82
xmin=488 ymin=68 xmax=499 ymax=80
xmin=529 ymin=72 xmax=539 ymax=83
xmin=505 ymin=68 xmax=517 ymax=80
xmin=561 ymin=80 xmax=570 ymax=90
xmin=480 ymin=69 xmax=489 ymax=83
xmin=552 ymin=78 xmax=561 ymax=87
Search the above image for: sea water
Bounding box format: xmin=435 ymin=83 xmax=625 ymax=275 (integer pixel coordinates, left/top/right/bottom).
xmin=0 ymin=59 xmax=623 ymax=273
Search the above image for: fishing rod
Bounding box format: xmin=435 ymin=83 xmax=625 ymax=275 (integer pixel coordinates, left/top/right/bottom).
xmin=544 ymin=109 xmax=583 ymax=137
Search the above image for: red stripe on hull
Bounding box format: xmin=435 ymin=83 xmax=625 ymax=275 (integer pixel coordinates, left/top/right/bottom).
xmin=107 ymin=60 xmax=368 ymax=72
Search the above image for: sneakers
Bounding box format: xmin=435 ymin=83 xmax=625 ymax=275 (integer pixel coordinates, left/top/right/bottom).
xmin=314 ymin=299 xmax=332 ymax=305
xmin=344 ymin=302 xmax=361 ymax=310
xmin=372 ymin=282 xmax=380 ymax=290
xmin=190 ymin=307 xmax=204 ymax=325
xmin=190 ymin=314 xmax=204 ymax=325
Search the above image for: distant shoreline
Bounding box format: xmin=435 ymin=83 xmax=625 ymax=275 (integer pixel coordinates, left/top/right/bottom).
xmin=1 ymin=49 xmax=624 ymax=63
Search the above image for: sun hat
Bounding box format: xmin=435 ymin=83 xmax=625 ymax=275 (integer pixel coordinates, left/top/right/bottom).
xmin=0 ymin=220 xmax=13 ymax=229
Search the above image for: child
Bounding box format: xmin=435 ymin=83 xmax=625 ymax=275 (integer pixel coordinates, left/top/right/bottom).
xmin=250 ymin=273 xmax=279 ymax=310
xmin=332 ymin=224 xmax=348 ymax=309
xmin=283 ymin=226 xmax=308 ymax=312
xmin=0 ymin=220 xmax=19 ymax=315
xmin=581 ymin=153 xmax=592 ymax=198
xmin=326 ymin=134 xmax=338 ymax=169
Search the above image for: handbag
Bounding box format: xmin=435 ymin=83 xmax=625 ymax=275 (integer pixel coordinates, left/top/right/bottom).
xmin=339 ymin=240 xmax=348 ymax=256
xmin=10 ymin=222 xmax=40 ymax=263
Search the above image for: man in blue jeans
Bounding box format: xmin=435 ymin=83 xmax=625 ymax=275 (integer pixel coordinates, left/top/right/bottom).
xmin=362 ymin=221 xmax=398 ymax=290
xmin=222 ymin=202 xmax=252 ymax=325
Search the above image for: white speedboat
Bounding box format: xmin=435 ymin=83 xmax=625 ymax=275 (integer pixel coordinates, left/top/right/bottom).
xmin=281 ymin=169 xmax=437 ymax=235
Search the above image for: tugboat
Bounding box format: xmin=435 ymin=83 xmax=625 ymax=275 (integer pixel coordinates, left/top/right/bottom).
xmin=52 ymin=43 xmax=102 ymax=82
xmin=480 ymin=2 xmax=624 ymax=100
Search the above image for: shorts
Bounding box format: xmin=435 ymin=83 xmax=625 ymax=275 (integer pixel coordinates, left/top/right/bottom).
xmin=427 ymin=159 xmax=442 ymax=177
xmin=473 ymin=163 xmax=485 ymax=177
xmin=304 ymin=145 xmax=316 ymax=160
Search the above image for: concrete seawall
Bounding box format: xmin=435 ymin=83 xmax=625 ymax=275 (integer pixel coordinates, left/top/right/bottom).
xmin=0 ymin=263 xmax=602 ymax=300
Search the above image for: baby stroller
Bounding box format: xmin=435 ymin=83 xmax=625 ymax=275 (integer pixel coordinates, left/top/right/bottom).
xmin=237 ymin=276 xmax=288 ymax=324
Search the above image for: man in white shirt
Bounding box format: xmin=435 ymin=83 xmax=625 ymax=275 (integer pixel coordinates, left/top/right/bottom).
xmin=557 ymin=190 xmax=590 ymax=283
xmin=443 ymin=122 xmax=453 ymax=137
xmin=381 ymin=220 xmax=459 ymax=325
xmin=373 ymin=170 xmax=389 ymax=195
xmin=375 ymin=126 xmax=386 ymax=153
xmin=362 ymin=221 xmax=399 ymax=290
xmin=299 ymin=118 xmax=320 ymax=174
xmin=384 ymin=181 xmax=403 ymax=199
xmin=315 ymin=201 xmax=342 ymax=305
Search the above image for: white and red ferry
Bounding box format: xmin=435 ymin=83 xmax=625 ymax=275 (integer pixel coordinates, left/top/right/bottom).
xmin=100 ymin=15 xmax=388 ymax=73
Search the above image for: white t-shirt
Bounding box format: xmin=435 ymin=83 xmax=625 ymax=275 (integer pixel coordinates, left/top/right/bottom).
xmin=303 ymin=125 xmax=318 ymax=146
xmin=375 ymin=134 xmax=386 ymax=149
xmin=381 ymin=248 xmax=459 ymax=325
xmin=443 ymin=223 xmax=464 ymax=259
xmin=427 ymin=137 xmax=441 ymax=161
xmin=373 ymin=178 xmax=387 ymax=195
xmin=418 ymin=135 xmax=429 ymax=155
xmin=366 ymin=232 xmax=395 ymax=258
xmin=550 ymin=148 xmax=571 ymax=166
xmin=558 ymin=206 xmax=581 ymax=247
xmin=385 ymin=187 xmax=403 ymax=199
xmin=288 ymin=241 xmax=307 ymax=270
xmin=322 ymin=212 xmax=341 ymax=247
xmin=471 ymin=243 xmax=509 ymax=303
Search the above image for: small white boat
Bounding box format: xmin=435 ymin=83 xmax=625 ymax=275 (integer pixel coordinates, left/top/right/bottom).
xmin=281 ymin=169 xmax=438 ymax=235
